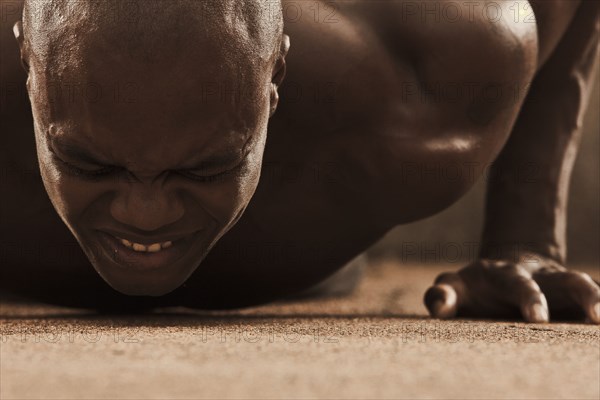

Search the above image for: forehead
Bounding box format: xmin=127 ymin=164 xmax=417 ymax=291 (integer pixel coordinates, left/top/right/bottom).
xmin=26 ymin=1 xmax=276 ymax=169
xmin=41 ymin=27 xmax=270 ymax=119
xmin=31 ymin=1 xmax=274 ymax=116
xmin=35 ymin=33 xmax=270 ymax=168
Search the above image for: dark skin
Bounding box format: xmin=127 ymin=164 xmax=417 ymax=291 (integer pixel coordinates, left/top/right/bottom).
xmin=0 ymin=0 xmax=598 ymax=322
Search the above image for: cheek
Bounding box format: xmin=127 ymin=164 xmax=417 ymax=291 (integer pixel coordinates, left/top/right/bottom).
xmin=192 ymin=136 xmax=266 ymax=225
xmin=190 ymin=172 xmax=260 ymax=226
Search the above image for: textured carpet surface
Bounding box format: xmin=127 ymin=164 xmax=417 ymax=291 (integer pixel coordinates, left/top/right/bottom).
xmin=1 ymin=262 xmax=599 ymax=400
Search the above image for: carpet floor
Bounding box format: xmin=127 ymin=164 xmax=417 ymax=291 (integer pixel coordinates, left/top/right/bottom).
xmin=1 ymin=261 xmax=599 ymax=399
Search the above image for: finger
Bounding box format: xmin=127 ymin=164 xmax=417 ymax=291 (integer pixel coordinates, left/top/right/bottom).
xmin=520 ymin=294 xmax=549 ymax=324
xmin=510 ymin=276 xmax=549 ymax=323
xmin=474 ymin=262 xmax=550 ymax=323
xmin=535 ymin=271 xmax=600 ymax=324
xmin=424 ymin=284 xmax=458 ymax=318
xmin=424 ymin=272 xmax=467 ymax=319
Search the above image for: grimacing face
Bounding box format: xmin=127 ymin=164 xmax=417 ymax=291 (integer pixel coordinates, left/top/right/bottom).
xmin=14 ymin=21 xmax=289 ymax=296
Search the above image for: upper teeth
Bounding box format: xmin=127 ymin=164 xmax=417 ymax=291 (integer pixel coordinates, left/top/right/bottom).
xmin=119 ymin=238 xmax=173 ymax=252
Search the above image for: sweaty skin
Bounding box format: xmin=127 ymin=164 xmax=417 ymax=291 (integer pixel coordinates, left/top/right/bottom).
xmin=0 ymin=0 xmax=599 ymax=322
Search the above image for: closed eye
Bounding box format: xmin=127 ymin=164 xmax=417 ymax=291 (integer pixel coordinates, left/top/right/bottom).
xmin=50 ymin=143 xmax=245 ymax=183
xmin=178 ymin=163 xmax=244 ymax=183
xmin=51 ymin=153 xmax=121 ymax=180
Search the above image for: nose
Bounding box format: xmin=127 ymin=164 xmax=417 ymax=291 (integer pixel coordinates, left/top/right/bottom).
xmin=110 ymin=182 xmax=185 ymax=232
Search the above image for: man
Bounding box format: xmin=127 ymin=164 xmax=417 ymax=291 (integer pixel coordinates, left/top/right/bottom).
xmin=0 ymin=0 xmax=598 ymax=323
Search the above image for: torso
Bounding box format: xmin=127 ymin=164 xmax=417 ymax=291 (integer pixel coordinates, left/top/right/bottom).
xmin=0 ymin=0 xmax=583 ymax=308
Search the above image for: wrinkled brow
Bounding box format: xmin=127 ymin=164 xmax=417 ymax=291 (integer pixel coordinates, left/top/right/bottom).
xmin=49 ymin=135 xmax=247 ymax=172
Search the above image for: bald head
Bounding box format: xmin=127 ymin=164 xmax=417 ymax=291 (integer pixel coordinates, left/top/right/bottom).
xmin=21 ymin=0 xmax=283 ymax=70
xmin=14 ymin=1 xmax=290 ymax=297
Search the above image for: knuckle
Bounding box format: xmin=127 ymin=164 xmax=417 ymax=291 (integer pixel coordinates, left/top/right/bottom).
xmin=505 ymin=274 xmax=542 ymax=300
xmin=565 ymin=271 xmax=594 ymax=287
xmin=504 ymin=265 xmax=524 ymax=276
xmin=488 ymin=262 xmax=528 ymax=280
xmin=511 ymin=273 xmax=540 ymax=291
xmin=434 ymin=272 xmax=457 ymax=285
xmin=493 ymin=262 xmax=520 ymax=274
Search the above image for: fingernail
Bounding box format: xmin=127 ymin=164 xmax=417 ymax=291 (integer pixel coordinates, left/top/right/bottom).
xmin=529 ymin=303 xmax=549 ymax=323
xmin=431 ymin=300 xmax=456 ymax=319
xmin=590 ymin=303 xmax=600 ymax=324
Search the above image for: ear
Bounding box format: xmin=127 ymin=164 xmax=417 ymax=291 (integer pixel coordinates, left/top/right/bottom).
xmin=13 ymin=21 xmax=30 ymax=74
xmin=269 ymin=34 xmax=290 ymax=118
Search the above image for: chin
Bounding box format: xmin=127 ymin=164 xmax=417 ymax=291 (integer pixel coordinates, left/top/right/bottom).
xmin=105 ymin=277 xmax=183 ymax=297
xmin=80 ymin=228 xmax=212 ymax=298
xmin=92 ymin=259 xmax=200 ymax=298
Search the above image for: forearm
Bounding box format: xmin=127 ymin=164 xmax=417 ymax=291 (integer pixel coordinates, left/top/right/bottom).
xmin=481 ymin=2 xmax=600 ymax=264
xmin=481 ymin=105 xmax=580 ymax=264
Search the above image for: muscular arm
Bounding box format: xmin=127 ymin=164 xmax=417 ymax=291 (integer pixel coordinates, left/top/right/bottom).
xmin=482 ymin=0 xmax=599 ymax=264
xmin=326 ymin=1 xmax=540 ymax=222
xmin=425 ymin=1 xmax=600 ymax=323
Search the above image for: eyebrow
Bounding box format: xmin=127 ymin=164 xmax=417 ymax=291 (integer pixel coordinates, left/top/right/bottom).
xmin=183 ymin=151 xmax=245 ymax=171
xmin=49 ymin=136 xmax=246 ymax=171
xmin=50 ymin=137 xmax=109 ymax=166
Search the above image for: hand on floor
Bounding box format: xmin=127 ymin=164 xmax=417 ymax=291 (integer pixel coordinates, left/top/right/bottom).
xmin=423 ymin=254 xmax=600 ymax=324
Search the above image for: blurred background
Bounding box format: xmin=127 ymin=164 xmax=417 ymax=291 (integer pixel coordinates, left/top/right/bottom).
xmin=369 ymin=76 xmax=600 ymax=267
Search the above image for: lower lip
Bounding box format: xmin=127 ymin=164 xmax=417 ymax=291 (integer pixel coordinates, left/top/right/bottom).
xmin=97 ymin=231 xmax=196 ymax=272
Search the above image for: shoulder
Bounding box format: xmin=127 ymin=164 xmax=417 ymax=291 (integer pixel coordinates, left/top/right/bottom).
xmin=321 ymin=2 xmax=542 ymax=222
xmin=279 ymin=1 xmax=412 ymax=133
xmin=366 ymin=0 xmax=539 ymax=113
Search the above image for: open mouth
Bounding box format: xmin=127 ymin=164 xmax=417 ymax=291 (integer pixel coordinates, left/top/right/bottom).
xmin=96 ymin=230 xmax=200 ymax=272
